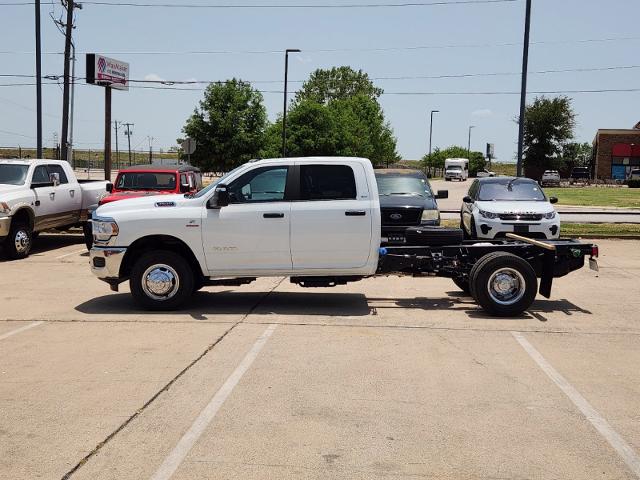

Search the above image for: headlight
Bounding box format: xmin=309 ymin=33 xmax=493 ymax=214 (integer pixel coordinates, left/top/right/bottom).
xmin=92 ymin=218 xmax=119 ymax=242
xmin=421 ymin=209 xmax=439 ymax=222
xmin=479 ymin=209 xmax=499 ymax=219
xmin=0 ymin=202 xmax=10 ymax=215
xmin=544 ymin=211 xmax=556 ymax=219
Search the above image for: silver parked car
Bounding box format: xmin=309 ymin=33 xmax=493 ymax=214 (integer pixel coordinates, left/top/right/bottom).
xmin=540 ymin=170 xmax=561 ymax=187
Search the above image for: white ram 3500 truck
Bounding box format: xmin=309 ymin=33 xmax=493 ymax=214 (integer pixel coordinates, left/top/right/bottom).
xmin=0 ymin=159 xmax=111 ymax=259
xmin=90 ymin=157 xmax=598 ymax=317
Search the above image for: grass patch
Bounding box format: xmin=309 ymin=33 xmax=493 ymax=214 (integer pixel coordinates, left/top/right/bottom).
xmin=441 ymin=219 xmax=640 ymax=237
xmin=490 ymin=163 xmax=517 ymax=176
xmin=544 ymin=187 xmax=640 ymax=209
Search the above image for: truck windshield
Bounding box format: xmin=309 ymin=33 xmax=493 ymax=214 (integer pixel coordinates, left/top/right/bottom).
xmin=0 ymin=164 xmax=29 ymax=185
xmin=478 ymin=180 xmax=546 ymax=201
xmin=446 ymin=167 xmax=462 ymax=171
xmin=115 ymin=172 xmax=177 ymax=191
xmin=376 ymin=176 xmax=432 ymax=197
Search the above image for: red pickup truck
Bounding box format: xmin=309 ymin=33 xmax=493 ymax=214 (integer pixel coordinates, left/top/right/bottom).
xmin=99 ymin=164 xmax=202 ymax=205
xmin=84 ymin=164 xmax=202 ymax=249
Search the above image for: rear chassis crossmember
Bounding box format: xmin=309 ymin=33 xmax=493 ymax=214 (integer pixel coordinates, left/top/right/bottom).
xmin=377 ymin=235 xmax=596 ymax=299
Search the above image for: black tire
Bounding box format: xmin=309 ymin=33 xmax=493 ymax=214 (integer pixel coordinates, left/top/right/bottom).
xmin=83 ymin=223 xmax=93 ymax=250
xmin=3 ymin=221 xmax=32 ymax=260
xmin=129 ymin=250 xmax=195 ymax=311
xmin=452 ymin=276 xmax=471 ymax=295
xmin=470 ymin=217 xmax=478 ymax=239
xmin=471 ymin=253 xmax=537 ymax=317
xmin=468 ymin=252 xmax=505 ymax=300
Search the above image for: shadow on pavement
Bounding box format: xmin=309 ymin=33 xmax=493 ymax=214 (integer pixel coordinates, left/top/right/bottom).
xmin=75 ymin=288 xmax=591 ymax=322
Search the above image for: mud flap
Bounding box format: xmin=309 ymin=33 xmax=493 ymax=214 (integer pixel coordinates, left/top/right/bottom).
xmin=538 ymin=251 xmax=555 ymax=298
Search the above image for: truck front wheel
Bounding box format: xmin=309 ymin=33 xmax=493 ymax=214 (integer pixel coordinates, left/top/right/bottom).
xmin=130 ymin=250 xmax=194 ymax=311
xmin=471 ymin=253 xmax=537 ymax=317
xmin=3 ymin=221 xmax=33 ymax=260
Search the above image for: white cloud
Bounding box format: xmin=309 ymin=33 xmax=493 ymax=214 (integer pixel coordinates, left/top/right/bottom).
xmin=472 ymin=109 xmax=493 ymax=118
xmin=144 ymin=73 xmax=166 ymax=82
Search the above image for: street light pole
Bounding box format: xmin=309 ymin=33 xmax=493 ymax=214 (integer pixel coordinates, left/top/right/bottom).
xmin=468 ymin=125 xmax=475 ymax=159
xmin=427 ymin=109 xmax=439 ymax=174
xmin=282 ymin=48 xmax=301 ymax=158
xmin=35 ymin=0 xmax=43 ymax=159
xmin=516 ymin=0 xmax=532 ymax=177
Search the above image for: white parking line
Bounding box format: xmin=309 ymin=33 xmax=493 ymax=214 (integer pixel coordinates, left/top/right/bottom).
xmin=56 ymin=248 xmax=86 ymax=260
xmin=150 ymin=323 xmax=278 ymax=480
xmin=0 ymin=321 xmax=44 ymax=341
xmin=512 ymin=331 xmax=640 ymax=478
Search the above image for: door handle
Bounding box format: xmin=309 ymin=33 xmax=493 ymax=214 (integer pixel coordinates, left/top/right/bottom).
xmin=263 ymin=213 xmax=284 ymax=218
xmin=70 ymin=189 xmax=75 ymax=197
xmin=345 ymin=210 xmax=366 ymax=216
xmin=49 ymin=192 xmax=55 ymax=200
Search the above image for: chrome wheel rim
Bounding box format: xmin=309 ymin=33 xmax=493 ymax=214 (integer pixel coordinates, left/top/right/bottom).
xmin=487 ymin=268 xmax=525 ymax=305
xmin=141 ymin=264 xmax=180 ymax=301
xmin=14 ymin=230 xmax=30 ymax=254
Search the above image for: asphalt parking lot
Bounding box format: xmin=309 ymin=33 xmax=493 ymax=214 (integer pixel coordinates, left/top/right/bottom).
xmin=2 ymin=234 xmax=640 ymax=479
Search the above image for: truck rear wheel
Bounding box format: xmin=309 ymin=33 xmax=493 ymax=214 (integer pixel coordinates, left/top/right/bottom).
xmin=470 ymin=253 xmax=537 ymax=317
xmin=130 ymin=250 xmax=194 ymax=311
xmin=3 ymin=221 xmax=32 ymax=260
xmin=451 ymin=276 xmax=470 ymax=295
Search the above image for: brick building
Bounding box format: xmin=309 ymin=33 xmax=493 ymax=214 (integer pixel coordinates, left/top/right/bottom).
xmin=592 ymin=122 xmax=640 ymax=180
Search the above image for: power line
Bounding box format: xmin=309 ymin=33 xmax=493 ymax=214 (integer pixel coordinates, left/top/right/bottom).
xmin=1 ymin=35 xmax=639 ymax=56
xmin=4 ymin=0 xmax=518 ymax=8
xmin=0 ymin=128 xmax=36 ymax=139
xmin=3 ymin=63 xmax=640 ymax=84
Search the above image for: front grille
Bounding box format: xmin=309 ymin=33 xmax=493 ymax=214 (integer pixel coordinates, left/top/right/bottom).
xmin=499 ymin=213 xmax=543 ymax=221
xmin=381 ymin=208 xmax=422 ymax=226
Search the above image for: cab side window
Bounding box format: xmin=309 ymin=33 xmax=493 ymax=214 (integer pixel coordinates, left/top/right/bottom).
xmin=300 ymin=165 xmax=356 ymax=201
xmin=32 ymin=166 xmax=50 ymax=184
xmin=46 ymin=164 xmax=69 ymax=184
xmin=228 ymin=166 xmax=289 ymax=203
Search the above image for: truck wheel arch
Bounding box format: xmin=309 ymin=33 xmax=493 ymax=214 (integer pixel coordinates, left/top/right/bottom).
xmin=119 ymin=235 xmax=204 ymax=283
xmin=12 ymin=207 xmax=35 ymax=231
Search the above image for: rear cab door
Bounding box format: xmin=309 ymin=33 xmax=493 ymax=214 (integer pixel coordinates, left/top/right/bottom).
xmin=290 ymin=159 xmax=377 ymax=272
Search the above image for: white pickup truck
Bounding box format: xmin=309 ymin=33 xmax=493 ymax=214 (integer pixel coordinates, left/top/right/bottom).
xmin=90 ymin=157 xmax=598 ymax=317
xmin=0 ymin=159 xmax=111 ymax=259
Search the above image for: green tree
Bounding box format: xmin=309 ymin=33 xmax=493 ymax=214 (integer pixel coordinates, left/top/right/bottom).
xmin=182 ymin=79 xmax=267 ymax=172
xmin=294 ymin=66 xmax=383 ymax=105
xmin=522 ymin=96 xmax=576 ymax=179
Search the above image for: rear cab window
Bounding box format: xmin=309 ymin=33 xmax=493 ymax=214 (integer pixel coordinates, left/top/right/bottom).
xmin=299 ymin=164 xmax=357 ymax=200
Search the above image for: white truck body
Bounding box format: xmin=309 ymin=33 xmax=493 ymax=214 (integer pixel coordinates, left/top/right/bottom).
xmin=0 ymin=159 xmax=111 ymax=258
xmin=91 ymin=157 xmax=381 ymax=280
xmin=444 ymin=158 xmax=469 ymax=181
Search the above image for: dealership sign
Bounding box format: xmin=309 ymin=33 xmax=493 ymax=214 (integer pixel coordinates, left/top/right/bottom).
xmin=86 ymin=54 xmax=129 ymax=91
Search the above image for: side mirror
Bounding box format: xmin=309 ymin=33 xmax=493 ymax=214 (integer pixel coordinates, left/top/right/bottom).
xmin=463 ymin=195 xmax=474 ymax=204
xmin=549 ymin=196 xmax=558 ymax=204
xmin=180 ymin=183 xmax=190 ymax=194
xmin=207 ymin=184 xmax=230 ymax=209
xmin=49 ymin=172 xmax=60 ymax=187
xmin=106 ymin=183 xmax=113 ymax=193
xmin=435 ymin=190 xmax=448 ymax=199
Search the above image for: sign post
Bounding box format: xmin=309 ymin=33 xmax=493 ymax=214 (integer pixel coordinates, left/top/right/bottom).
xmin=486 ymin=143 xmax=495 ymax=169
xmin=86 ymin=54 xmax=129 ymax=180
xmin=181 ymin=137 xmax=197 ymax=164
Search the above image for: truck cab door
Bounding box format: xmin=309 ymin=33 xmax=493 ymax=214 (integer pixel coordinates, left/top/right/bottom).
xmin=201 ymin=164 xmax=292 ymax=275
xmin=290 ymin=162 xmax=373 ymax=270
xmin=30 ymin=165 xmax=57 ymax=230
xmin=46 ymin=163 xmax=81 ymax=225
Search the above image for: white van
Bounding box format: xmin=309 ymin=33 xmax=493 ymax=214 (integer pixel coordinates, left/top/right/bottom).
xmin=444 ymin=158 xmax=469 ymax=181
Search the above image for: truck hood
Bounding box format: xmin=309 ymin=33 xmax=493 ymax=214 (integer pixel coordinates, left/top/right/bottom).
xmin=100 ymin=190 xmax=168 ymax=205
xmin=379 ymin=194 xmax=438 ymax=210
xmin=95 ymin=193 xmax=187 ymax=217
xmin=475 ymin=200 xmax=554 ymax=214
xmin=0 ymin=184 xmax=25 ymax=195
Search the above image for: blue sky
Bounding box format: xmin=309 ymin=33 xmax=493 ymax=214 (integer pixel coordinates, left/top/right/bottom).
xmin=1 ymin=0 xmax=639 ymax=161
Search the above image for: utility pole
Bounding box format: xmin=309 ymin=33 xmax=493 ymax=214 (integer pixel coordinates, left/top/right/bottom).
xmin=516 ymin=0 xmax=532 ymax=177
xmin=282 ymin=48 xmax=301 ymax=158
xmin=148 ymin=136 xmax=153 ymax=164
xmin=35 ymin=0 xmax=43 ymax=158
xmin=68 ymin=40 xmax=77 ymax=168
xmin=427 ymin=109 xmax=439 ymax=174
xmin=113 ymin=120 xmax=120 ymax=169
xmin=60 ymin=0 xmax=76 ymax=162
xmin=468 ymin=126 xmax=475 ymax=159
xmin=123 ymin=122 xmax=134 ymax=166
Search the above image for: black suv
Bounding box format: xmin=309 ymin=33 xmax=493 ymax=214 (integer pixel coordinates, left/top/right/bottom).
xmin=375 ymin=169 xmax=448 ymax=244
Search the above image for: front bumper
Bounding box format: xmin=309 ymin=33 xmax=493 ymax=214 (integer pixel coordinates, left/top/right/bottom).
xmin=0 ymin=216 xmax=10 ymax=238
xmin=90 ymin=246 xmax=127 ymax=282
xmin=474 ymin=216 xmax=560 ymax=240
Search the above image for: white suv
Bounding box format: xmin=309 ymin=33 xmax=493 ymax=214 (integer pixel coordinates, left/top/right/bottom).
xmin=460 ymin=177 xmax=560 ymax=240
